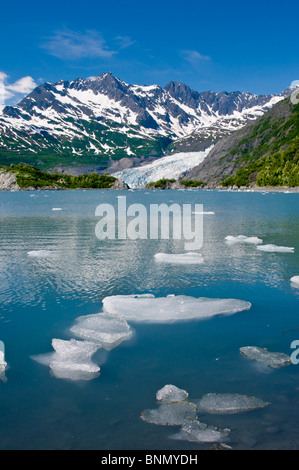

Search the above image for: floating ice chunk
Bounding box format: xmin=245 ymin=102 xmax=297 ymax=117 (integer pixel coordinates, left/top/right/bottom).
xmin=171 ymin=420 xmax=230 ymax=443
xmin=52 ymin=207 xmax=62 ymax=211
xmin=192 ymin=211 xmax=215 ymax=215
xmin=240 ymin=346 xmax=291 ymax=368
xmin=154 ymin=252 xmax=204 ymax=264
xmin=70 ymin=312 xmax=133 ymax=351
xmin=141 ymin=402 xmax=197 ymax=426
xmin=102 ymin=294 xmax=251 ymax=324
xmin=225 ymin=235 xmax=263 ymax=244
xmin=27 ymin=250 xmax=51 ymax=258
xmin=256 ymin=244 xmax=294 ymax=252
xmin=156 ymin=385 xmax=189 ymax=403
xmin=49 ymin=338 xmax=100 ymax=381
xmin=290 ymin=276 xmax=299 ymax=287
xmin=198 ymin=393 xmax=269 ymax=414
xmin=0 ymin=340 xmax=7 ymax=383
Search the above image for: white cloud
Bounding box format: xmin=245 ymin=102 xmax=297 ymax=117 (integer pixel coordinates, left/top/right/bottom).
xmin=6 ymin=76 xmax=37 ymax=94
xmin=41 ymin=29 xmax=117 ymax=60
xmin=0 ymin=72 xmax=37 ymax=106
xmin=181 ymin=50 xmax=210 ymax=65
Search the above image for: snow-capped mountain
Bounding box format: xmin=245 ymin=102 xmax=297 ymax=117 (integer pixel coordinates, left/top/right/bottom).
xmin=0 ymin=72 xmax=286 ymax=170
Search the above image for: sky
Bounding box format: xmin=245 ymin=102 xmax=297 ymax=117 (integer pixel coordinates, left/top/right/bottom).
xmin=0 ymin=0 xmax=298 ymax=105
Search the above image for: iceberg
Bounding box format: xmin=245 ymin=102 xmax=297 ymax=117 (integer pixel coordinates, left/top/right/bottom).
xmin=70 ymin=312 xmax=133 ymax=351
xmin=171 ymin=420 xmax=230 ymax=443
xmin=197 ymin=393 xmax=269 ymax=414
xmin=102 ymin=294 xmax=251 ymax=324
xmin=52 ymin=208 xmax=62 ymax=211
xmin=240 ymin=346 xmax=291 ymax=368
xmin=156 ymin=385 xmax=189 ymax=404
xmin=225 ymin=235 xmax=263 ymax=245
xmin=27 ymin=250 xmax=52 ymax=258
xmin=141 ymin=402 xmax=197 ymax=426
xmin=256 ymin=244 xmax=294 ymax=252
xmin=154 ymin=252 xmax=204 ymax=264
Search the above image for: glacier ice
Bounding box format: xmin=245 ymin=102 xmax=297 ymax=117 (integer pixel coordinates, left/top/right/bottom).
xmin=27 ymin=250 xmax=52 ymax=258
xmin=156 ymin=385 xmax=189 ymax=403
xmin=141 ymin=402 xmax=197 ymax=426
xmin=240 ymin=346 xmax=291 ymax=368
xmin=171 ymin=420 xmax=230 ymax=443
xmin=225 ymin=235 xmax=263 ymax=245
xmin=192 ymin=211 xmax=215 ymax=215
xmin=154 ymin=252 xmax=204 ymax=264
xmin=290 ymin=276 xmax=299 ymax=287
xmin=102 ymin=294 xmax=251 ymax=324
xmin=52 ymin=208 xmax=62 ymax=211
xmin=198 ymin=393 xmax=269 ymax=414
xmin=70 ymin=312 xmax=133 ymax=351
xmin=49 ymin=338 xmax=100 ymax=381
xmin=256 ymin=244 xmax=294 ymax=252
xmin=112 ymin=148 xmax=213 ymax=189
xmin=0 ymin=340 xmax=7 ymax=383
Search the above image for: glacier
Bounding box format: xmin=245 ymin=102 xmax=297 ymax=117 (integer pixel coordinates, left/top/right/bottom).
xmin=111 ymin=147 xmax=214 ymax=189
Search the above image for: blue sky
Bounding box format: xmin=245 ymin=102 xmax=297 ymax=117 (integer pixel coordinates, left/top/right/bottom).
xmin=0 ymin=0 xmax=298 ymax=104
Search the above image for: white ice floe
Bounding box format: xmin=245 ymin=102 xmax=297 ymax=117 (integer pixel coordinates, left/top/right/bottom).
xmin=102 ymin=294 xmax=251 ymax=323
xmin=141 ymin=402 xmax=197 ymax=426
xmin=49 ymin=338 xmax=100 ymax=381
xmin=154 ymin=252 xmax=204 ymax=265
xmin=256 ymin=244 xmax=294 ymax=252
xmin=70 ymin=312 xmax=133 ymax=351
xmin=52 ymin=208 xmax=62 ymax=211
xmin=171 ymin=420 xmax=230 ymax=443
xmin=290 ymin=276 xmax=299 ymax=286
xmin=27 ymin=250 xmax=52 ymax=258
xmin=197 ymin=393 xmax=269 ymax=414
xmin=192 ymin=211 xmax=215 ymax=215
xmin=225 ymin=235 xmax=263 ymax=245
xmin=156 ymin=385 xmax=189 ymax=404
xmin=0 ymin=340 xmax=7 ymax=383
xmin=240 ymin=346 xmax=291 ymax=368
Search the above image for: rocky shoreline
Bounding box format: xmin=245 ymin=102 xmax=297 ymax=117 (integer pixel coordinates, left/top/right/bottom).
xmin=0 ymin=169 xmax=298 ymax=193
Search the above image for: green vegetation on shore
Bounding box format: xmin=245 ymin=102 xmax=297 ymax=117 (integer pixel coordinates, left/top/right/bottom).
xmin=180 ymin=179 xmax=206 ymax=187
xmin=0 ymin=163 xmax=117 ymax=189
xmin=146 ymin=178 xmax=176 ymax=188
xmin=220 ymin=100 xmax=299 ymax=187
xmin=222 ymin=138 xmax=299 ymax=187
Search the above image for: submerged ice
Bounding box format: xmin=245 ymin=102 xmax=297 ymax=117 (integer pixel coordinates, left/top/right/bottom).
xmin=102 ymin=294 xmax=251 ymax=323
xmin=240 ymin=346 xmax=291 ymax=368
xmin=141 ymin=402 xmax=197 ymax=426
xmin=198 ymin=393 xmax=269 ymax=414
xmin=172 ymin=420 xmax=230 ymax=443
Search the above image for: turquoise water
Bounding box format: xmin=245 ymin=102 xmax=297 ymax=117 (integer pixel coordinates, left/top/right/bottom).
xmin=0 ymin=189 xmax=298 ymax=450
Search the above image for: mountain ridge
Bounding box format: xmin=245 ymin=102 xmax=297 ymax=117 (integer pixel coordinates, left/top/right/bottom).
xmin=0 ymin=72 xmax=286 ymax=172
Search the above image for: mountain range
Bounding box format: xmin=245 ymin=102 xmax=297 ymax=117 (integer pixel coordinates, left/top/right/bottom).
xmin=0 ymin=72 xmax=289 ymax=175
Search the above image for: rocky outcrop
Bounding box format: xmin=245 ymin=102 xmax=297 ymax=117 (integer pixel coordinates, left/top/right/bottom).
xmin=0 ymin=170 xmax=20 ymax=190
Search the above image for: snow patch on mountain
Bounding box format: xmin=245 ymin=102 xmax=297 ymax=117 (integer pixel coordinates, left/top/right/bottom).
xmin=112 ymin=146 xmax=214 ymax=188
